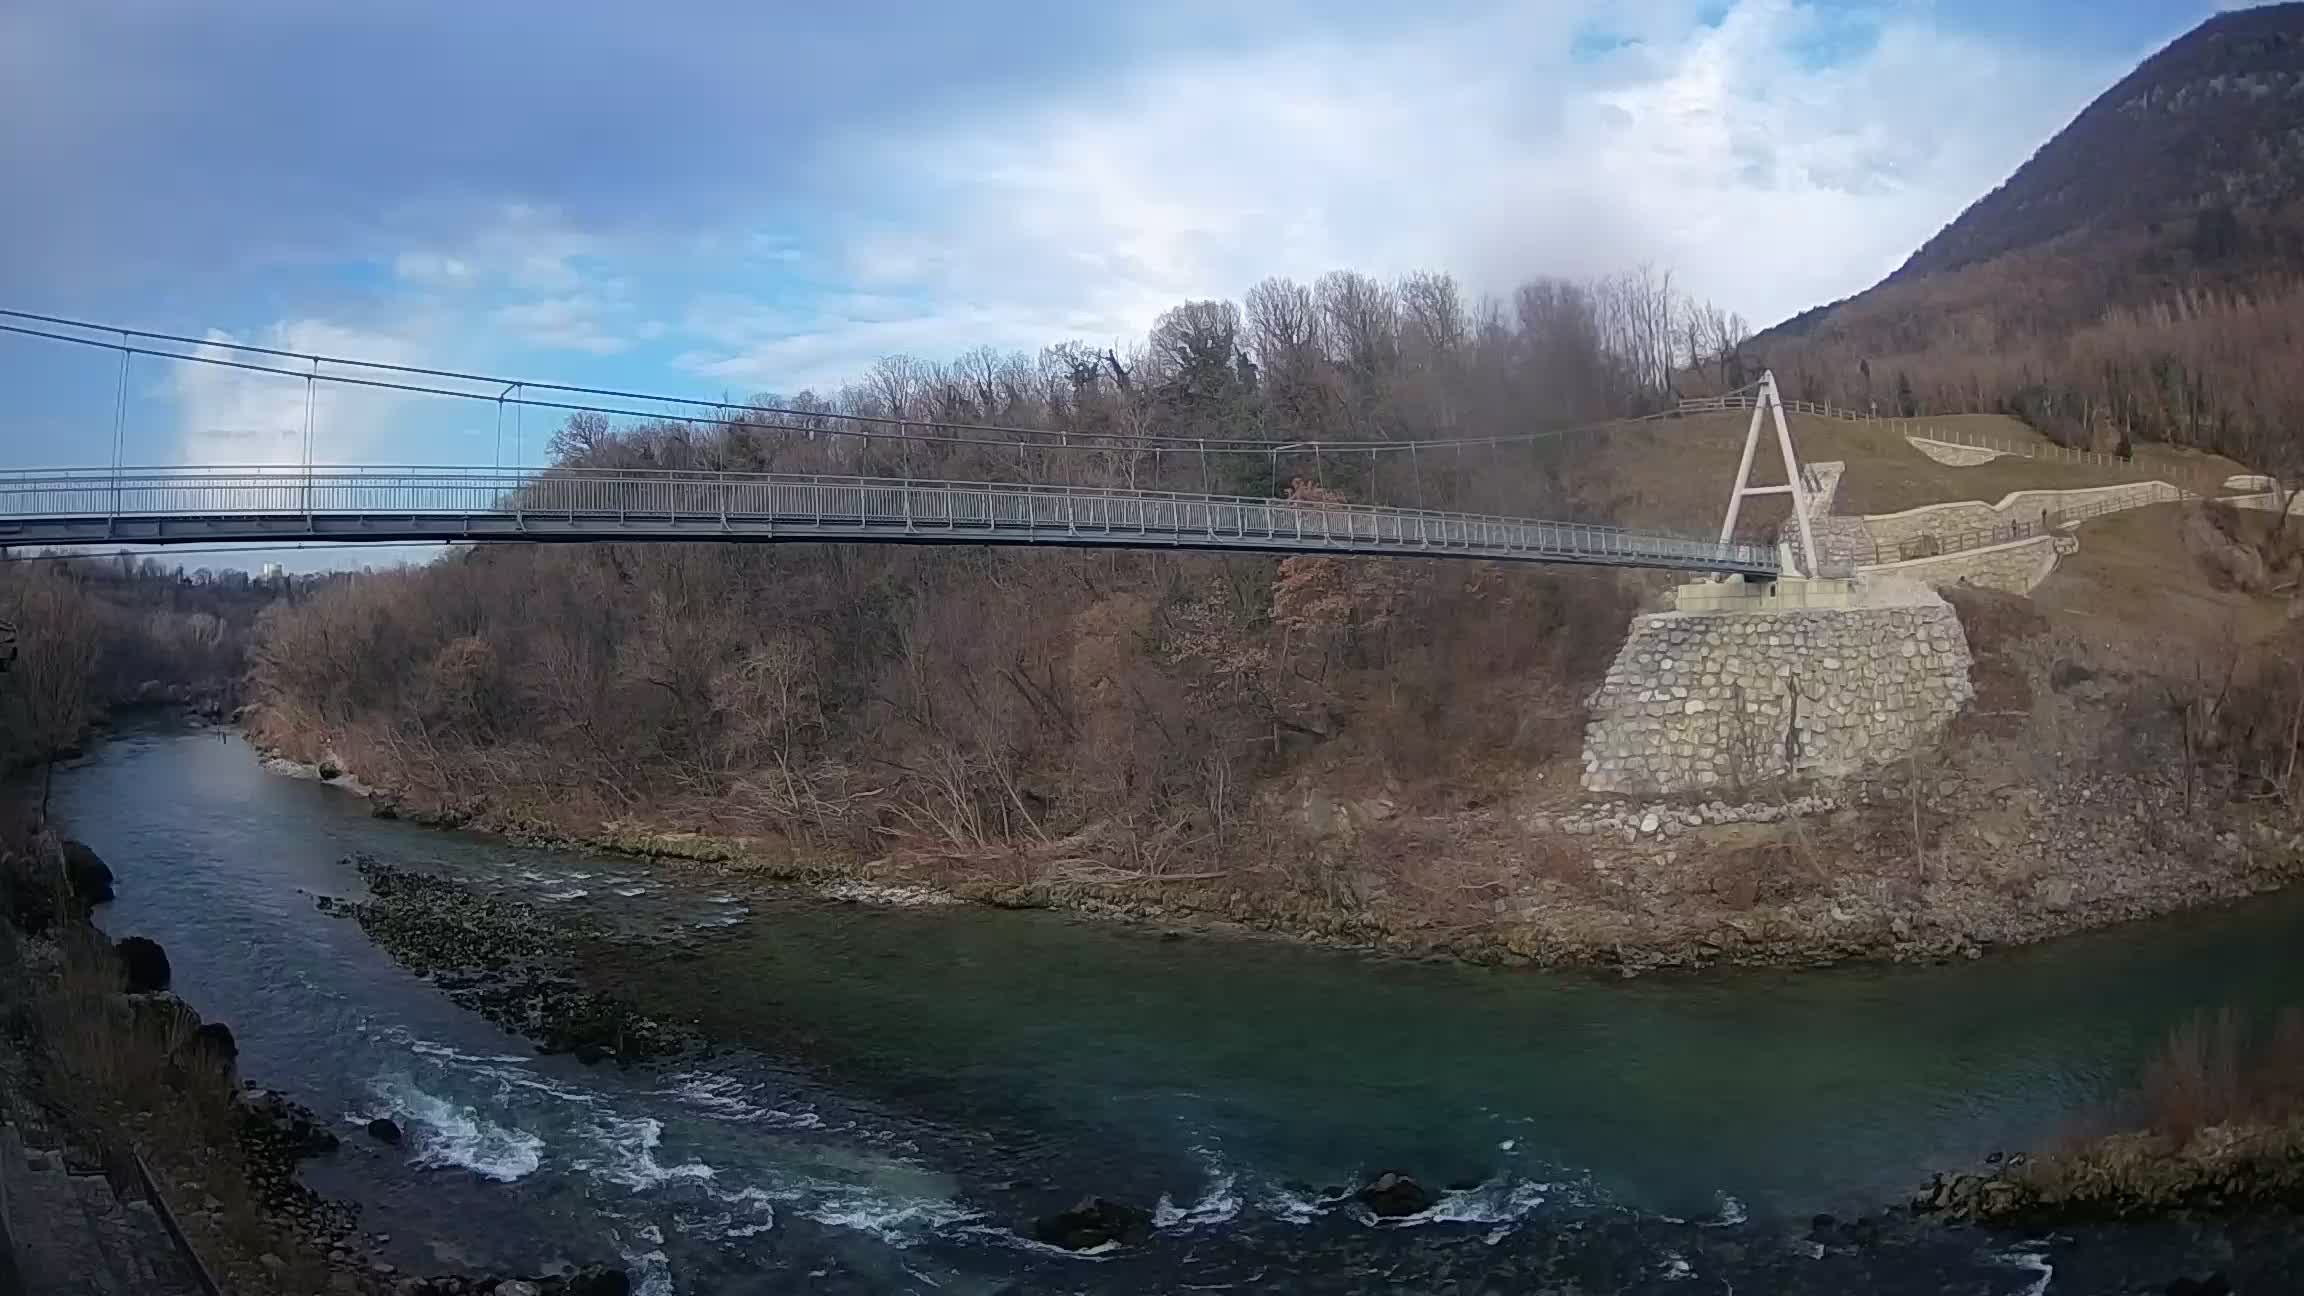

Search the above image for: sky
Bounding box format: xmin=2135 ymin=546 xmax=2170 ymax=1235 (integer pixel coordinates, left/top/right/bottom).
xmin=0 ymin=0 xmax=2234 ymax=565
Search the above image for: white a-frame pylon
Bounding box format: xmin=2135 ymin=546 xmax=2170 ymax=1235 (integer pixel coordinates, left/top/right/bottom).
xmin=1716 ymin=370 xmax=1818 ymax=579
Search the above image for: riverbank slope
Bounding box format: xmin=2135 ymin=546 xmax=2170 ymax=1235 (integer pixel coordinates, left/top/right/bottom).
xmin=248 ymin=566 xmax=2304 ymax=974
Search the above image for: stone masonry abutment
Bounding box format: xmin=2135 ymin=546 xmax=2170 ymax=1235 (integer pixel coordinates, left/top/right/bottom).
xmin=1581 ymin=581 xmax=1974 ymax=795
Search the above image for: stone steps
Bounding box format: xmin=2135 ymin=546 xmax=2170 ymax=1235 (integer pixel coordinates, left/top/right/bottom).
xmin=0 ymin=1121 xmax=204 ymax=1296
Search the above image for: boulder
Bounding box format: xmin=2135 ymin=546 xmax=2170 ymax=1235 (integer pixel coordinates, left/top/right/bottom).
xmin=365 ymin=1118 xmax=404 ymax=1146
xmin=318 ymin=758 xmax=343 ymax=781
xmin=237 ymin=1087 xmax=341 ymax=1159
xmin=115 ymin=936 xmax=172 ymax=993
xmin=2033 ymin=877 xmax=2077 ymax=913
xmin=1354 ymin=1171 xmax=1434 ymax=1218
xmin=1031 ymin=1196 xmax=1154 ymax=1250
xmin=61 ymin=841 xmax=115 ymax=904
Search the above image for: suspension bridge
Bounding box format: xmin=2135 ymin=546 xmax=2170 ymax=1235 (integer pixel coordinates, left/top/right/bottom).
xmin=0 ymin=311 xmax=1795 ymax=577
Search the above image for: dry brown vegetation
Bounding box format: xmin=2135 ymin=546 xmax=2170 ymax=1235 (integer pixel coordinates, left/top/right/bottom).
xmin=1979 ymin=1007 xmax=2304 ymax=1222
xmin=0 ymin=556 xmax=281 ymax=805
xmin=2135 ymin=1008 xmax=2304 ymax=1145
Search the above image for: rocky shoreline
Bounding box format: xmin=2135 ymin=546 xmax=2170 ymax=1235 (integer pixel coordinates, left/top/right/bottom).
xmin=246 ymin=731 xmax=2304 ymax=978
xmin=1914 ymin=1120 xmax=2304 ymax=1226
xmin=0 ymin=829 xmax=633 ymax=1296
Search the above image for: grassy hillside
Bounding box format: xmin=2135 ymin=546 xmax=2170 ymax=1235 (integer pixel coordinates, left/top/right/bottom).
xmin=1584 ymin=411 xmax=2245 ymax=535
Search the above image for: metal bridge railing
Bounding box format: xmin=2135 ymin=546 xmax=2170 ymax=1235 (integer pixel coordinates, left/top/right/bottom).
xmin=0 ymin=465 xmax=1778 ymax=574
xmin=1676 ymin=393 xmax=1881 ymax=421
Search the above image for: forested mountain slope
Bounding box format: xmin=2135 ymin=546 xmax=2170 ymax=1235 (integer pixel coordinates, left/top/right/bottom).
xmin=1754 ymin=4 xmax=2304 ymax=476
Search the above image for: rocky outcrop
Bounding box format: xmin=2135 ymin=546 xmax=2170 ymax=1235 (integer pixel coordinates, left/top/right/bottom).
xmin=236 ymin=1086 xmax=341 ymax=1162
xmin=184 ymin=1021 xmax=237 ymax=1069
xmin=60 ymin=841 xmax=113 ymax=905
xmin=109 ymin=991 xmax=199 ymax=1048
xmin=113 ymin=936 xmax=171 ymax=994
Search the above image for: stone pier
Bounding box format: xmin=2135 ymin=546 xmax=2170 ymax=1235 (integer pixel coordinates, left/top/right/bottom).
xmin=1581 ymin=578 xmax=1974 ymax=795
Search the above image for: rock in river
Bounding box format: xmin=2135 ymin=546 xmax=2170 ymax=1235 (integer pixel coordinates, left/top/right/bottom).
xmin=1356 ymin=1171 xmax=1435 ymax=1218
xmin=365 ymin=1117 xmax=404 ymax=1145
xmin=115 ymin=935 xmax=172 ymax=993
xmin=1032 ymin=1196 xmax=1154 ymax=1250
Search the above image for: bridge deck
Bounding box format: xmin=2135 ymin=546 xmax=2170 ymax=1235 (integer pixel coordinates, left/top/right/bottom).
xmin=0 ymin=467 xmax=1778 ymax=576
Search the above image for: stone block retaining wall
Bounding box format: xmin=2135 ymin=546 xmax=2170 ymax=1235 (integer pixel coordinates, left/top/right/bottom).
xmin=1858 ymin=534 xmax=2060 ymax=595
xmin=1864 ymin=500 xmax=2002 ymax=549
xmin=1908 ymin=437 xmax=2005 ymax=467
xmin=1582 ymin=599 xmax=1974 ymax=795
xmin=1862 ymin=482 xmax=2183 ymax=550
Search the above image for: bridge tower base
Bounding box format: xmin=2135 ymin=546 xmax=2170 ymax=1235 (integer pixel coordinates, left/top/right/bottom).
xmin=1580 ymin=579 xmax=1973 ymax=796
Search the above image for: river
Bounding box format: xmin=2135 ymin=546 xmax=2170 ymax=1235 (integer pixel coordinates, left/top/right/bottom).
xmin=55 ymin=725 xmax=2304 ymax=1293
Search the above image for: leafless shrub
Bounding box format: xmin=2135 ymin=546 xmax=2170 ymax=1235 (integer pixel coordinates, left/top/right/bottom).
xmin=2134 ymin=1006 xmax=2304 ymax=1143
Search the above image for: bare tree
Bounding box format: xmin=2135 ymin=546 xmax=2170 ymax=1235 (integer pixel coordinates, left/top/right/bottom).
xmin=1245 ymin=277 xmax=1328 ymax=437
xmin=1 ymin=567 xmax=102 ymax=822
xmin=1317 ymin=270 xmax=1400 ymax=433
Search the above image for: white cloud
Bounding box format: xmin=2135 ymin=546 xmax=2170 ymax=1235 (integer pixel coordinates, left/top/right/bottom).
xmin=174 ymin=320 xmax=431 ymax=466
xmin=406 ymin=203 xmax=599 ymax=293
xmin=677 ymin=0 xmax=2130 ymax=390
xmin=386 ymin=204 xmax=653 ymax=356
xmin=491 ymin=297 xmax=628 ymax=354
xmin=393 ymin=251 xmax=471 ymax=286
